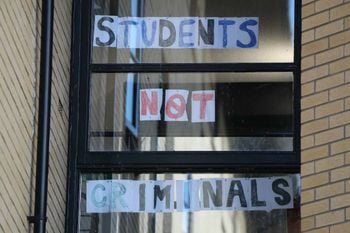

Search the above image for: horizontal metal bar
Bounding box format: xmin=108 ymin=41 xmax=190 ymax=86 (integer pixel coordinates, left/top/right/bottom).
xmin=89 ymin=131 xmax=294 ymax=138
xmin=77 ymin=163 xmax=300 ymax=174
xmin=78 ymin=151 xmax=299 ymax=172
xmin=90 ymin=63 xmax=298 ymax=73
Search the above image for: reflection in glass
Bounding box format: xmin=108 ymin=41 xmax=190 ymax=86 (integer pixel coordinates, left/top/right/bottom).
xmin=92 ymin=0 xmax=295 ymax=63
xmin=78 ymin=173 xmax=300 ymax=233
xmin=89 ymin=72 xmax=294 ymax=151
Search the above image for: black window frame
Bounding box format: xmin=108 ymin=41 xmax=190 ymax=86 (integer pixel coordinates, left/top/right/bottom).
xmin=65 ymin=0 xmax=301 ymax=232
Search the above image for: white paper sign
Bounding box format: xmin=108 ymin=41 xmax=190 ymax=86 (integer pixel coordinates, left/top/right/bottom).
xmin=191 ymin=90 xmax=215 ymax=122
xmin=94 ymin=16 xmax=259 ymax=49
xmin=86 ymin=176 xmax=294 ymax=213
xmin=165 ymin=90 xmax=189 ymax=121
xmin=139 ymin=89 xmax=162 ymax=121
xmin=86 ymin=180 xmax=139 ymax=213
xmin=139 ymin=89 xmax=215 ymax=123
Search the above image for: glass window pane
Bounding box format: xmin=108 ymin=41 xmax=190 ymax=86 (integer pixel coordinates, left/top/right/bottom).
xmin=89 ymin=72 xmax=294 ymax=151
xmin=78 ymin=173 xmax=300 ymax=233
xmin=92 ymin=0 xmax=294 ymax=63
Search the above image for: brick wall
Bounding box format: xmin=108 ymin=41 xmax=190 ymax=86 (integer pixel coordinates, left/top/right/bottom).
xmin=301 ymin=0 xmax=350 ymax=232
xmin=0 ymin=0 xmax=71 ymax=232
xmin=0 ymin=1 xmax=37 ymax=232
xmin=46 ymin=0 xmax=72 ymax=232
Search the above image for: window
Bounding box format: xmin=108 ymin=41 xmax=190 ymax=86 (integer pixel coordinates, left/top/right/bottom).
xmin=67 ymin=0 xmax=301 ymax=232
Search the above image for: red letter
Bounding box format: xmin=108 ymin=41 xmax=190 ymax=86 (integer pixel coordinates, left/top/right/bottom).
xmin=141 ymin=90 xmax=158 ymax=115
xmin=165 ymin=94 xmax=186 ymax=119
xmin=140 ymin=89 xmax=162 ymax=121
xmin=192 ymin=93 xmax=214 ymax=119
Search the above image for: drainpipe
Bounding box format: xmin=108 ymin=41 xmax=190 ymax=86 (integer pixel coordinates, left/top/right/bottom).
xmin=27 ymin=0 xmax=54 ymax=232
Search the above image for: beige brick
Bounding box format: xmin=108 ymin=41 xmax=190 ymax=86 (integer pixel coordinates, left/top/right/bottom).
xmin=330 ymin=111 xmax=350 ymax=127
xmin=316 ymin=0 xmax=343 ymax=12
xmin=315 ymin=127 xmax=344 ymax=145
xmin=302 ymin=108 xmax=315 ymax=123
xmin=302 ymin=172 xmax=329 ymax=189
xmin=316 ymin=73 xmax=344 ymax=92
xmin=315 ymin=100 xmax=344 ymax=119
xmin=316 ymin=181 xmax=345 ymax=199
xmin=330 ymin=30 xmax=350 ymax=47
xmin=302 ymin=118 xmax=329 ymax=136
xmin=302 ymin=199 xmax=329 ymax=217
xmin=346 ymin=44 xmax=350 ymax=56
xmin=330 ymin=84 xmax=350 ymax=100
xmin=331 ymin=165 xmax=350 ymax=181
xmin=302 ymin=38 xmax=329 ymax=56
xmin=316 ymin=210 xmax=345 ymax=227
xmin=303 ymin=0 xmax=315 ymax=5
xmin=331 ymin=193 xmax=350 ymax=209
xmin=302 ymin=91 xmax=329 ymax=109
xmin=303 ymin=29 xmax=315 ymax=44
xmin=302 ymin=65 xmax=329 ymax=83
xmin=302 ymin=161 xmax=315 ymax=176
xmin=301 ymin=216 xmax=315 ymax=231
xmin=331 ymin=138 xmax=350 ymax=155
xmin=331 ymin=221 xmax=350 ymax=233
xmin=302 ymin=55 xmax=316 ymax=70
xmin=346 ymin=125 xmax=350 ymax=137
xmin=330 ymin=56 xmax=350 ymax=74
xmin=302 ymin=189 xmax=315 ymax=204
xmin=303 ymin=11 xmax=329 ymax=31
xmin=302 ymin=135 xmax=315 ymax=149
xmin=347 ymin=207 xmax=350 ymax=220
xmin=302 ymin=81 xmax=315 ymax=97
xmin=346 ymin=71 xmax=350 ymax=83
xmin=346 ymin=97 xmax=350 ymax=110
xmin=346 ymin=152 xmax=350 ymax=164
xmin=303 ymin=3 xmax=315 ymax=18
xmin=346 ymin=16 xmax=350 ymax=29
xmin=316 ymin=46 xmax=344 ymax=65
xmin=330 ymin=2 xmax=350 ymax=20
xmin=315 ymin=154 xmax=345 ymax=172
xmin=302 ymin=145 xmax=329 ymax=163
xmin=304 ymin=227 xmax=329 ymax=233
xmin=316 ymin=19 xmax=344 ymax=39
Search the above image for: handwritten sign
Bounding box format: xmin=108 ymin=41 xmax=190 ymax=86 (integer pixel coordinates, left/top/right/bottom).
xmin=140 ymin=89 xmax=215 ymax=123
xmin=86 ymin=176 xmax=294 ymax=213
xmin=94 ymin=16 xmax=259 ymax=49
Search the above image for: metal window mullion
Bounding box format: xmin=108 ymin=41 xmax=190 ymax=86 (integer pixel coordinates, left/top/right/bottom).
xmin=89 ymin=63 xmax=298 ymax=73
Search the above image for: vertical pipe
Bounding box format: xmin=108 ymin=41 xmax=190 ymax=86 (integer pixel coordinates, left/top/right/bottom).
xmin=33 ymin=0 xmax=54 ymax=232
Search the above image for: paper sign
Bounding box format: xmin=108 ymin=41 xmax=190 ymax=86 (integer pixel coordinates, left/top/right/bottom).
xmin=86 ymin=180 xmax=139 ymax=213
xmin=94 ymin=16 xmax=259 ymax=49
xmin=165 ymin=90 xmax=189 ymax=121
xmin=191 ymin=90 xmax=215 ymax=123
xmin=86 ymin=176 xmax=294 ymax=213
xmin=139 ymin=88 xmax=215 ymax=123
xmin=140 ymin=89 xmax=162 ymax=121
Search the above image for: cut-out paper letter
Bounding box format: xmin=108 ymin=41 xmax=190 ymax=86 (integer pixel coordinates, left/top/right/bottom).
xmin=140 ymin=89 xmax=162 ymax=121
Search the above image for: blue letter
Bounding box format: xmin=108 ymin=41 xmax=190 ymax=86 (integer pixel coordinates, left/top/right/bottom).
xmin=119 ymin=20 xmax=138 ymax=47
xmin=218 ymin=20 xmax=235 ymax=48
xmin=142 ymin=20 xmax=157 ymax=47
xmin=111 ymin=182 xmax=128 ymax=208
xmin=92 ymin=184 xmax=107 ymax=208
xmin=179 ymin=19 xmax=195 ymax=47
xmin=237 ymin=19 xmax=258 ymax=48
